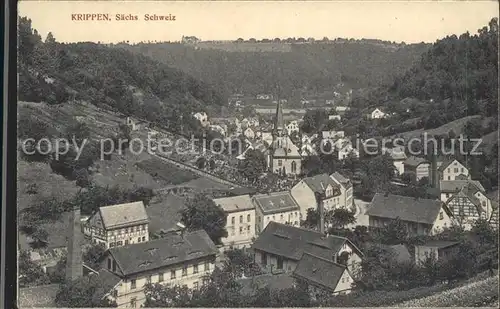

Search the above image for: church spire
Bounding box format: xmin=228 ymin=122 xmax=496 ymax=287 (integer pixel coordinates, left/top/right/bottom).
xmin=273 ymin=94 xmax=284 ymax=133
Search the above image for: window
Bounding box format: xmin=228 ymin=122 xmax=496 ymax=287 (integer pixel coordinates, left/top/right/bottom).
xmin=454 ymin=168 xmax=458 ymax=173
xmin=261 ymin=253 xmax=267 ymax=265
xmin=193 ymin=264 xmax=199 ymax=274
xmin=240 ymin=215 xmax=243 ymax=223
xmin=277 ymin=256 xmax=283 ymax=269
xmin=137 ymin=237 xmax=141 ymax=242
xmin=142 ymin=236 xmax=146 ymax=241
xmin=159 ymin=273 xmax=164 ymax=282
xmin=291 ymin=161 xmax=297 ymax=173
xmin=125 ymin=228 xmax=129 ymax=233
xmin=131 ymin=279 xmax=136 ymax=289
xmin=182 ymin=266 xmax=187 ymax=276
xmin=280 ymin=214 xmax=283 ymax=220
xmin=278 ymin=160 xmax=283 ymax=167
xmin=247 ymin=226 xmax=250 ymax=231
xmin=239 ymin=227 xmax=243 ymax=234
xmin=247 ymin=214 xmax=251 ymax=222
xmin=193 ymin=282 xmax=199 ymax=289
xmin=109 ymin=242 xmax=115 ymax=248
xmin=439 ymin=212 xmax=444 ymax=220
xmin=141 ymin=225 xmax=145 ymax=231
xmin=125 ymin=240 xmax=129 ymax=245
xmin=204 ymin=261 xmax=210 ymax=271
xmin=272 ymin=215 xmax=275 ymax=220
xmin=112 ymin=289 xmax=118 ymax=297
xmin=341 ymin=278 xmax=345 ymax=283
xmin=107 ymin=259 xmax=111 ymax=270
xmin=448 ymin=176 xmax=451 ymax=180
xmin=171 ymin=270 xmax=176 ymax=279
xmin=461 ymin=168 xmax=464 ymax=173
xmin=130 ymin=297 xmax=137 ymax=308
xmin=117 ymin=241 xmax=123 ymax=246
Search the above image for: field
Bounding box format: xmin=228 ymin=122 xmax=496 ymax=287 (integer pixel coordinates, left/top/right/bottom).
xmin=135 ymin=157 xmax=198 ymax=185
xmin=195 ymin=42 xmax=292 ymax=52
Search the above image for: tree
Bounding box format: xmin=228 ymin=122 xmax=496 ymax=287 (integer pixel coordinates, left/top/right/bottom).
xmin=180 ymin=194 xmax=228 ymax=245
xmin=376 ymin=217 xmax=409 ymax=245
xmin=55 ymin=275 xmax=117 ymax=307
xmin=471 ymin=218 xmax=497 ymax=246
xmin=144 ymin=283 xmax=192 ymax=307
xmin=196 ymin=157 xmax=207 ymax=169
xmin=224 ymin=248 xmax=261 ymax=278
xmin=83 ymin=243 xmax=106 ymax=270
xmin=301 ymin=208 xmax=319 ymax=229
xmin=328 ymin=208 xmax=356 ymax=229
xmin=66 ymin=122 xmax=91 ymax=144
xmin=45 ymin=32 xmax=56 ymax=44
xmin=240 ymin=149 xmax=267 ymax=183
xmin=19 ymin=250 xmax=50 ymax=287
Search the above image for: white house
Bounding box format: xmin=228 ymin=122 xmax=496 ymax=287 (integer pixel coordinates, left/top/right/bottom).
xmin=253 ymin=191 xmax=301 ymax=234
xmin=368 ymin=108 xmax=388 ymax=119
xmin=328 ymin=114 xmax=341 ymax=121
xmin=438 ymin=159 xmax=470 ymax=181
xmin=83 ymin=201 xmax=150 ymax=249
xmin=193 ymin=112 xmax=209 ymax=127
xmin=243 ymin=127 xmax=256 ymax=140
xmin=330 ymin=172 xmax=354 ymax=208
xmin=286 ymin=121 xmax=300 ymax=135
xmin=213 ymin=195 xmax=256 ymax=249
xmin=337 ymin=142 xmax=359 ymax=160
xmin=99 ymin=230 xmax=218 ymax=308
xmin=290 ymin=173 xmax=343 ymax=219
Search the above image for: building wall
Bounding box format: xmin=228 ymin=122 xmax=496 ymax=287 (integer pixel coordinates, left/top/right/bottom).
xmin=431 ymin=207 xmax=454 ymax=234
xmin=223 ymin=209 xmax=256 ymax=249
xmin=440 ymin=161 xmax=469 ymax=181
xmin=446 ymin=196 xmax=482 ymax=230
xmin=254 ymin=250 xmax=298 ymax=273
xmin=393 ymin=160 xmax=405 ymax=176
xmin=255 ymin=208 xmax=301 ymax=235
xmin=86 ymin=213 xmax=149 ymax=249
xmin=369 ymin=216 xmax=433 ymax=236
xmin=345 ymin=186 xmax=353 ymax=208
xmin=271 ymin=157 xmax=302 ymax=175
xmin=416 ymin=163 xmax=430 ymax=181
xmin=474 ymin=191 xmax=492 ymax=219
xmin=106 ymin=255 xmax=216 ymax=308
xmin=290 ymin=181 xmax=318 ymax=219
xmin=333 ymin=270 xmax=354 ymax=294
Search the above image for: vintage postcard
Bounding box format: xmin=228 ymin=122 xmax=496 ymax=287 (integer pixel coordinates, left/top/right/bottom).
xmin=15 ymin=0 xmax=499 ymax=308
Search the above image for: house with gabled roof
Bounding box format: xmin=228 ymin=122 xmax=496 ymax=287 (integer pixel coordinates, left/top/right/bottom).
xmin=330 ymin=172 xmax=354 ymax=208
xmin=439 ymin=158 xmax=470 ymax=181
xmin=444 ymin=184 xmax=492 ymax=230
xmin=99 ymin=230 xmax=218 ymax=308
xmin=251 ymin=222 xmax=363 ymax=276
xmin=290 ymin=173 xmax=343 ymax=219
xmin=439 ymin=180 xmax=485 ymax=202
xmin=253 ymin=191 xmax=301 ymax=234
xmin=83 ymin=201 xmax=149 ymax=249
xmin=403 ymin=156 xmax=430 ymax=182
xmin=366 ymin=193 xmax=455 ymax=236
xmin=414 ymin=240 xmax=460 ymax=266
xmin=292 ymin=253 xmax=354 ymax=297
xmin=213 ymin=194 xmax=256 ymax=249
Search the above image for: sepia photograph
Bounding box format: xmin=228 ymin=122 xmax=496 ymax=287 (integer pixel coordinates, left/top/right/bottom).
xmin=14 ymin=0 xmax=499 ymax=308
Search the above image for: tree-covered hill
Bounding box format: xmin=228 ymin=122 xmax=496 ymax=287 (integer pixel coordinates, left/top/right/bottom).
xmin=118 ymin=40 xmax=430 ymax=96
xmin=18 ymin=17 xmax=224 ymax=131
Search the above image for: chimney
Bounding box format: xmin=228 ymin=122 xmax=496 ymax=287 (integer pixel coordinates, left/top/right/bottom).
xmin=65 ymin=206 xmax=83 ymax=282
xmin=316 ymin=192 xmax=325 ymax=234
xmin=430 ymin=150 xmax=439 ymax=190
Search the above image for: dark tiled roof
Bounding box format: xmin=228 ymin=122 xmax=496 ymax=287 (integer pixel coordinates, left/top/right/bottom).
xmin=292 ymin=253 xmax=347 ymax=292
xmin=18 ymin=284 xmax=59 ymax=308
xmin=438 ymin=158 xmax=461 ymax=172
xmin=147 ymin=194 xmax=186 ymax=235
xmin=440 ymin=180 xmax=485 ymax=193
xmin=330 ymin=172 xmax=353 ymax=189
xmin=108 ymin=230 xmax=217 ymax=276
xmin=92 ymin=268 xmax=122 ymax=300
xmin=365 ymin=193 xmax=443 ymax=225
xmin=403 ymin=156 xmax=429 ymax=167
xmin=303 ymin=173 xmax=341 ymax=196
xmin=253 ymin=191 xmax=300 ymax=215
xmin=251 ymin=222 xmax=361 ymax=261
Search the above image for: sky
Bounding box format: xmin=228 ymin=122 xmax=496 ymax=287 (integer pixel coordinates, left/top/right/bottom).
xmin=18 ymin=0 xmax=499 ymax=44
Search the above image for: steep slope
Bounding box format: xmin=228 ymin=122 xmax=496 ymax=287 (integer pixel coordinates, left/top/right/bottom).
xmin=119 ymin=40 xmax=429 ymax=95
xmin=18 ymin=17 xmax=224 ymax=133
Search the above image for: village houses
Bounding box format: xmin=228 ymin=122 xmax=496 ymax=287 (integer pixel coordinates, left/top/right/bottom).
xmin=414 ymin=241 xmax=460 ymax=266
xmin=367 ymin=107 xmax=388 ymax=120
xmin=290 ymin=173 xmax=343 ymax=219
xmin=444 ymin=183 xmax=493 ymax=230
xmin=251 ymin=222 xmax=362 ymax=289
xmin=99 ymin=230 xmax=218 ymax=308
xmin=193 ymin=112 xmax=209 ymax=127
xmin=384 ymin=146 xmax=407 ymax=176
xmin=403 ymin=156 xmax=430 ymax=182
xmin=212 ymin=195 xmax=256 ymax=250
xmin=83 ymin=202 xmax=150 ymax=249
xmin=439 ymin=158 xmax=470 ymax=181
xmin=365 ymin=193 xmax=454 ymax=236
xmin=253 ymin=191 xmax=301 ymax=234
xmin=330 ymin=172 xmax=354 ymax=208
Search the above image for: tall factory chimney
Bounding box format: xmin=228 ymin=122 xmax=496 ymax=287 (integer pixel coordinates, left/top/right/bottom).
xmin=65 ymin=206 xmax=83 ymax=282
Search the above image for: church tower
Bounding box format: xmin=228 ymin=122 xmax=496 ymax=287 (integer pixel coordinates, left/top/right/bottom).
xmin=65 ymin=205 xmax=83 ymax=282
